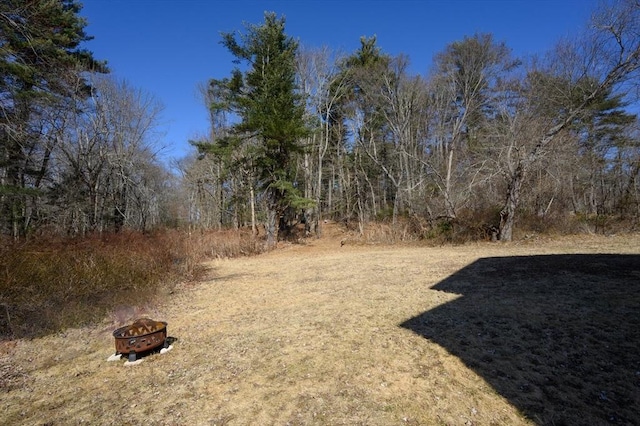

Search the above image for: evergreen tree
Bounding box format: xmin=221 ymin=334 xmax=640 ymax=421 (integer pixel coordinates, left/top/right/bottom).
xmin=211 ymin=12 xmax=308 ymax=248
xmin=0 ymin=0 xmax=106 ymax=238
xmin=570 ymin=82 xmax=637 ymax=215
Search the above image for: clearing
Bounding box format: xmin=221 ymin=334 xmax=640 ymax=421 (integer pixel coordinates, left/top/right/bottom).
xmin=1 ymin=226 xmax=639 ymax=425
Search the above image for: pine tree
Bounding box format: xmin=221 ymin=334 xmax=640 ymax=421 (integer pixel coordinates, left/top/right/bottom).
xmin=213 ymin=12 xmax=308 ymax=248
xmin=0 ymin=0 xmax=106 ymax=238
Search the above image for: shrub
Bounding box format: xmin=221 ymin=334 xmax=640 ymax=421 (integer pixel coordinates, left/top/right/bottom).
xmin=0 ymin=228 xmax=262 ymax=339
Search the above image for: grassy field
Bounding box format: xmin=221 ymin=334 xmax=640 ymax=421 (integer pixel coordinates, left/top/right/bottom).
xmin=1 ymin=226 xmax=639 ymax=425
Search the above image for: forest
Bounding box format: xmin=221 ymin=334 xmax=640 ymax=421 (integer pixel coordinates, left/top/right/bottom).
xmin=1 ymin=1 xmax=639 ymax=247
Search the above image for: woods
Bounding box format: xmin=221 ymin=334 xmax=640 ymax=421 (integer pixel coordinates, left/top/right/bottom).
xmin=184 ymin=1 xmax=640 ymax=243
xmin=0 ymin=0 xmax=170 ymax=238
xmin=2 ymin=0 xmax=639 ymax=243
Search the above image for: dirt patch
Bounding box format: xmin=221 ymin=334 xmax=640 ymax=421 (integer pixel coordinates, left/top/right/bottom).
xmin=1 ymin=229 xmax=639 ymax=425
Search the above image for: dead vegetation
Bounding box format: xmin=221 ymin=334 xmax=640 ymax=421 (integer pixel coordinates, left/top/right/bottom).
xmin=0 ymin=228 xmax=263 ymax=339
xmin=1 ymin=225 xmax=639 ymax=425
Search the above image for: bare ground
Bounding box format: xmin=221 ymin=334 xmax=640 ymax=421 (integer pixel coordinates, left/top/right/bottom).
xmin=1 ymin=226 xmax=639 ymax=425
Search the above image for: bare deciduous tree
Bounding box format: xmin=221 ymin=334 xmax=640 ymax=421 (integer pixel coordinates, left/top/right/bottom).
xmin=496 ymin=0 xmax=640 ymax=241
xmin=56 ymin=76 xmax=166 ymax=233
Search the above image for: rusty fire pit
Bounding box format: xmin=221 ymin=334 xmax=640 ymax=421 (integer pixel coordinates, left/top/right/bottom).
xmin=113 ymin=318 xmax=168 ymax=362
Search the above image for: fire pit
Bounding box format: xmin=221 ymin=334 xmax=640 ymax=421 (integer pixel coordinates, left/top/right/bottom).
xmin=113 ymin=318 xmax=168 ymax=362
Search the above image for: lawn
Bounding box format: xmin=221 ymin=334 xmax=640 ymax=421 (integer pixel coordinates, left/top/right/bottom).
xmin=1 ymin=228 xmax=639 ymax=425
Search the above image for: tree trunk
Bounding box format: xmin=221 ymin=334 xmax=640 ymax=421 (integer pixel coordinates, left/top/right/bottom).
xmin=444 ymin=146 xmax=456 ymax=219
xmin=499 ymin=164 xmax=525 ymax=241
xmin=265 ymin=186 xmax=281 ymax=249
xmin=315 ymin=134 xmax=325 ymax=238
xmin=265 ymin=207 xmax=279 ymax=249
xmin=250 ymin=185 xmax=257 ymax=236
xmin=303 ymin=147 xmax=315 ymax=237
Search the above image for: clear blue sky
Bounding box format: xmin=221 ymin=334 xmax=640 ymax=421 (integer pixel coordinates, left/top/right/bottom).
xmin=80 ymin=0 xmax=597 ymax=164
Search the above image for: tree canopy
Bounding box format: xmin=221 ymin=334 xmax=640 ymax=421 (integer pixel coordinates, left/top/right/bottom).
xmin=2 ymin=1 xmax=639 ymax=244
xmin=0 ymin=0 xmax=107 ymax=237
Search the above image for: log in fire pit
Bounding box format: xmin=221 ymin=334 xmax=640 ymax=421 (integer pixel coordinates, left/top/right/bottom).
xmin=113 ymin=318 xmax=168 ymax=362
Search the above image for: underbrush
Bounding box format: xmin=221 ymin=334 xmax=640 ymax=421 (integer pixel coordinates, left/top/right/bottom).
xmin=0 ymin=228 xmax=262 ymax=339
xmin=353 ymin=216 xmax=496 ymax=245
xmin=348 ymin=212 xmax=639 ymax=245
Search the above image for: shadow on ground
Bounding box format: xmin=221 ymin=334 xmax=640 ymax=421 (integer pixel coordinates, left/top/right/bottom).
xmin=400 ymin=254 xmax=640 ymax=425
xmin=111 ymin=336 xmax=179 ymax=362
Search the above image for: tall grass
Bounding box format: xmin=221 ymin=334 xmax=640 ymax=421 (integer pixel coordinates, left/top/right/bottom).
xmin=0 ymin=228 xmax=262 ymax=339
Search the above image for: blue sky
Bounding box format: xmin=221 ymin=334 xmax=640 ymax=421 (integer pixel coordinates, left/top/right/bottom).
xmin=80 ymin=0 xmax=598 ymax=164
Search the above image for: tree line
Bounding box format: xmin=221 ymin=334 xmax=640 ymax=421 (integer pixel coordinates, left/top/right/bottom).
xmin=2 ymin=0 xmax=639 ymax=244
xmin=1 ymin=0 xmax=171 ymax=238
xmin=184 ymin=0 xmax=640 ymax=243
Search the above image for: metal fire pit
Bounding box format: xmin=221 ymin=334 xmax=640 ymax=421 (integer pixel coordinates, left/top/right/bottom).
xmin=113 ymin=318 xmax=168 ymax=362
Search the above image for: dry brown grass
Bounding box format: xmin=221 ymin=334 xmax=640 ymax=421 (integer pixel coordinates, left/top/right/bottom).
xmin=0 ymin=228 xmax=262 ymax=339
xmin=1 ymin=224 xmax=639 ymax=425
